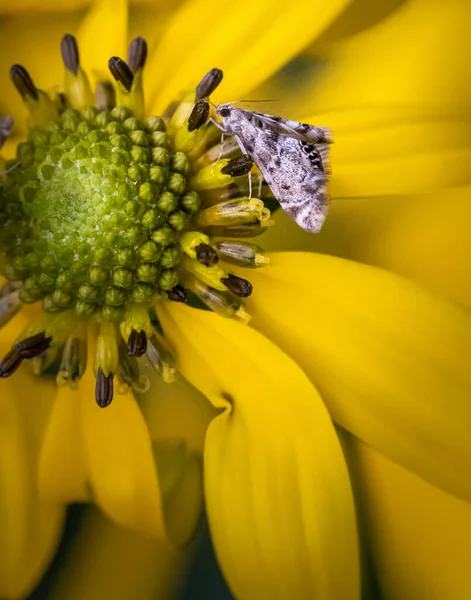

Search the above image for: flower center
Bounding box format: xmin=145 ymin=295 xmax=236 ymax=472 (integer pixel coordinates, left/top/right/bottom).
xmin=3 ymin=105 xmax=194 ymax=320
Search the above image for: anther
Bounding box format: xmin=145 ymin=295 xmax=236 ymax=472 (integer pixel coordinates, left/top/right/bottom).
xmin=196 ymin=68 xmax=223 ymax=100
xmin=127 ymin=37 xmax=148 ymax=74
xmin=127 ymin=328 xmax=147 ymax=357
xmin=167 ymin=284 xmax=187 ymax=303
xmin=15 ymin=331 xmax=52 ymax=359
xmin=220 ymin=274 xmax=253 ymax=298
xmin=195 ymin=243 xmax=218 ymax=267
xmin=221 ymin=156 xmax=254 ymax=177
xmin=61 ymin=34 xmax=80 ymax=75
xmin=0 ymin=349 xmax=23 ymax=378
xmin=188 ymin=100 xmax=210 ymax=132
xmin=95 ymin=368 xmax=114 ymax=408
xmin=146 ymin=333 xmax=177 ymax=383
xmin=0 ymin=116 xmax=14 ymax=150
xmin=108 ymin=57 xmax=134 ymax=92
xmin=10 ymin=64 xmax=38 ymax=100
xmin=95 ymin=80 xmax=116 ymax=110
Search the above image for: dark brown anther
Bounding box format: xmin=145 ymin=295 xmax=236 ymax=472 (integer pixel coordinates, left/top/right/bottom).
xmin=95 ymin=368 xmax=114 ymax=408
xmin=61 ymin=34 xmax=80 ymax=75
xmin=108 ymin=57 xmax=134 ymax=92
xmin=195 ymin=243 xmax=218 ymax=267
xmin=196 ymin=68 xmax=223 ymax=100
xmin=167 ymin=284 xmax=187 ymax=303
xmin=127 ymin=329 xmax=147 ymax=357
xmin=127 ymin=37 xmax=148 ymax=74
xmin=95 ymin=80 xmax=116 ymax=110
xmin=220 ymin=274 xmax=253 ymax=298
xmin=0 ymin=349 xmax=23 ymax=378
xmin=188 ymin=100 xmax=210 ymax=132
xmin=10 ymin=65 xmax=38 ymax=101
xmin=221 ymin=155 xmax=254 ymax=177
xmin=15 ymin=331 xmax=52 ymax=359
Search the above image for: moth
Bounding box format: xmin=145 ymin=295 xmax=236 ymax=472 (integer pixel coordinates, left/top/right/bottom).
xmin=215 ymin=105 xmax=332 ymax=233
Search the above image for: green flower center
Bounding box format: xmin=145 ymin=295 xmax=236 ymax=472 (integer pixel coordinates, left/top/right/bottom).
xmin=1 ymin=106 xmax=200 ymax=321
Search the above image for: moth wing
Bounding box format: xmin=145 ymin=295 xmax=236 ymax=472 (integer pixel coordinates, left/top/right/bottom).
xmin=244 ymin=110 xmax=333 ymax=145
xmin=246 ymin=130 xmax=329 ymax=233
xmin=0 ymin=116 xmax=14 ymax=150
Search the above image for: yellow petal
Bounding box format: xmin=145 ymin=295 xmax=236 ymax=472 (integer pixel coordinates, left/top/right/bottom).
xmin=80 ymin=363 xmax=203 ymax=543
xmin=267 ymin=186 xmax=471 ymax=312
xmin=78 ymin=0 xmax=128 ymax=85
xmin=38 ymin=383 xmax=90 ymax=504
xmin=50 ymin=507 xmax=190 ymax=600
xmin=139 ymin=366 xmax=216 ymax=454
xmin=146 ymin=0 xmax=352 ymax=114
xmin=158 ymin=302 xmax=360 ymax=600
xmin=309 ymin=0 xmax=471 ymax=112
xmin=245 ymin=252 xmax=471 ymax=502
xmin=0 ymin=314 xmax=65 ymax=598
xmin=344 ymin=434 xmax=471 ymax=600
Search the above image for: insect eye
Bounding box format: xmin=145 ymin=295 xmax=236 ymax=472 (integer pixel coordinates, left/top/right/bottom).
xmin=219 ymin=107 xmax=231 ymax=117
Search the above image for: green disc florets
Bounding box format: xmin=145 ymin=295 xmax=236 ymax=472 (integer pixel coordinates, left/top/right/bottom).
xmin=0 ymin=106 xmax=201 ymax=321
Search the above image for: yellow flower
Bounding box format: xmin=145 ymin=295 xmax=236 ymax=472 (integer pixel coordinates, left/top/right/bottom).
xmin=2 ymin=1 xmax=471 ymax=599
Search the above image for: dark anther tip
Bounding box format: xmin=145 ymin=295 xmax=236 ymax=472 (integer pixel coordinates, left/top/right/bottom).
xmin=127 ymin=329 xmax=148 ymax=357
xmin=61 ymin=34 xmax=80 ymax=75
xmin=167 ymin=284 xmax=187 ymax=302
xmin=0 ymin=349 xmax=23 ymax=378
xmin=221 ymin=156 xmax=254 ymax=177
xmin=10 ymin=64 xmax=38 ymax=101
xmin=15 ymin=331 xmax=52 ymax=359
xmin=196 ymin=68 xmax=223 ymax=100
xmin=167 ymin=284 xmax=187 ymax=303
xmin=108 ymin=56 xmax=134 ymax=92
xmin=221 ymin=274 xmax=253 ymax=298
xmin=127 ymin=37 xmax=148 ymax=74
xmin=95 ymin=368 xmax=114 ymax=408
xmin=195 ymin=243 xmax=218 ymax=267
xmin=188 ymin=99 xmax=210 ymax=132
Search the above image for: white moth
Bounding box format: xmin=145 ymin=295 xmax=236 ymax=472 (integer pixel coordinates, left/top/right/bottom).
xmin=215 ymin=104 xmax=332 ymax=233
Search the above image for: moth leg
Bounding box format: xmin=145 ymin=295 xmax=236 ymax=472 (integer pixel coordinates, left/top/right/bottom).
xmin=217 ymin=132 xmax=225 ymax=161
xmin=257 ymin=173 xmax=263 ymax=199
xmin=209 ymin=116 xmax=224 ymax=131
xmin=234 ymin=135 xmax=252 ymax=199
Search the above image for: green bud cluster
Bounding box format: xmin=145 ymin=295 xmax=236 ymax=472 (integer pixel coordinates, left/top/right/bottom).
xmin=0 ymin=106 xmax=202 ymax=320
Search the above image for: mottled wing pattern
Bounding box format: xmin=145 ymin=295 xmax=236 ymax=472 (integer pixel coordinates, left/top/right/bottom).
xmin=242 ymin=109 xmax=333 ymax=144
xmin=0 ymin=116 xmax=14 ymax=151
xmin=223 ymin=108 xmax=330 ymax=233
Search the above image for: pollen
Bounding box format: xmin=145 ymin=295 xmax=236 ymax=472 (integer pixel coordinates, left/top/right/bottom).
xmin=0 ymin=34 xmax=273 ymax=407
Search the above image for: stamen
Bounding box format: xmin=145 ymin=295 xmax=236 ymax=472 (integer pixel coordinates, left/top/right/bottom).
xmin=117 ymin=339 xmax=148 ymax=392
xmin=196 ymin=68 xmax=223 ymax=100
xmin=127 ymin=37 xmax=148 ymax=74
xmin=0 ymin=349 xmax=23 ymax=378
xmin=220 ymin=274 xmax=253 ymax=298
xmin=95 ymin=368 xmax=114 ymax=408
xmin=31 ymin=347 xmax=58 ymax=376
xmin=95 ymin=80 xmax=116 ymax=110
xmin=57 ymin=329 xmax=87 ymax=387
xmin=0 ymin=116 xmax=14 ymax=151
xmin=214 ymin=240 xmax=270 ymax=267
xmin=127 ymin=328 xmax=147 ymax=357
xmin=167 ymin=284 xmax=187 ymax=302
xmin=197 ymin=198 xmax=270 ymax=227
xmin=182 ymin=274 xmax=250 ymax=324
xmin=146 ymin=331 xmax=177 ymax=383
xmin=221 ymin=156 xmax=254 ymax=177
xmin=202 ymin=220 xmax=274 ymax=238
xmin=190 ymin=159 xmax=234 ymax=191
xmin=188 ymin=100 xmax=210 ymax=132
xmin=15 ymin=331 xmax=52 ymax=359
xmin=195 ymin=243 xmax=218 ymax=267
xmin=60 ymin=33 xmax=79 ymax=75
xmin=10 ymin=64 xmax=38 ymax=100
xmin=108 ymin=57 xmax=134 ymax=92
xmin=94 ymin=322 xmax=119 ymax=384
xmin=181 ymin=254 xmax=228 ymax=290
